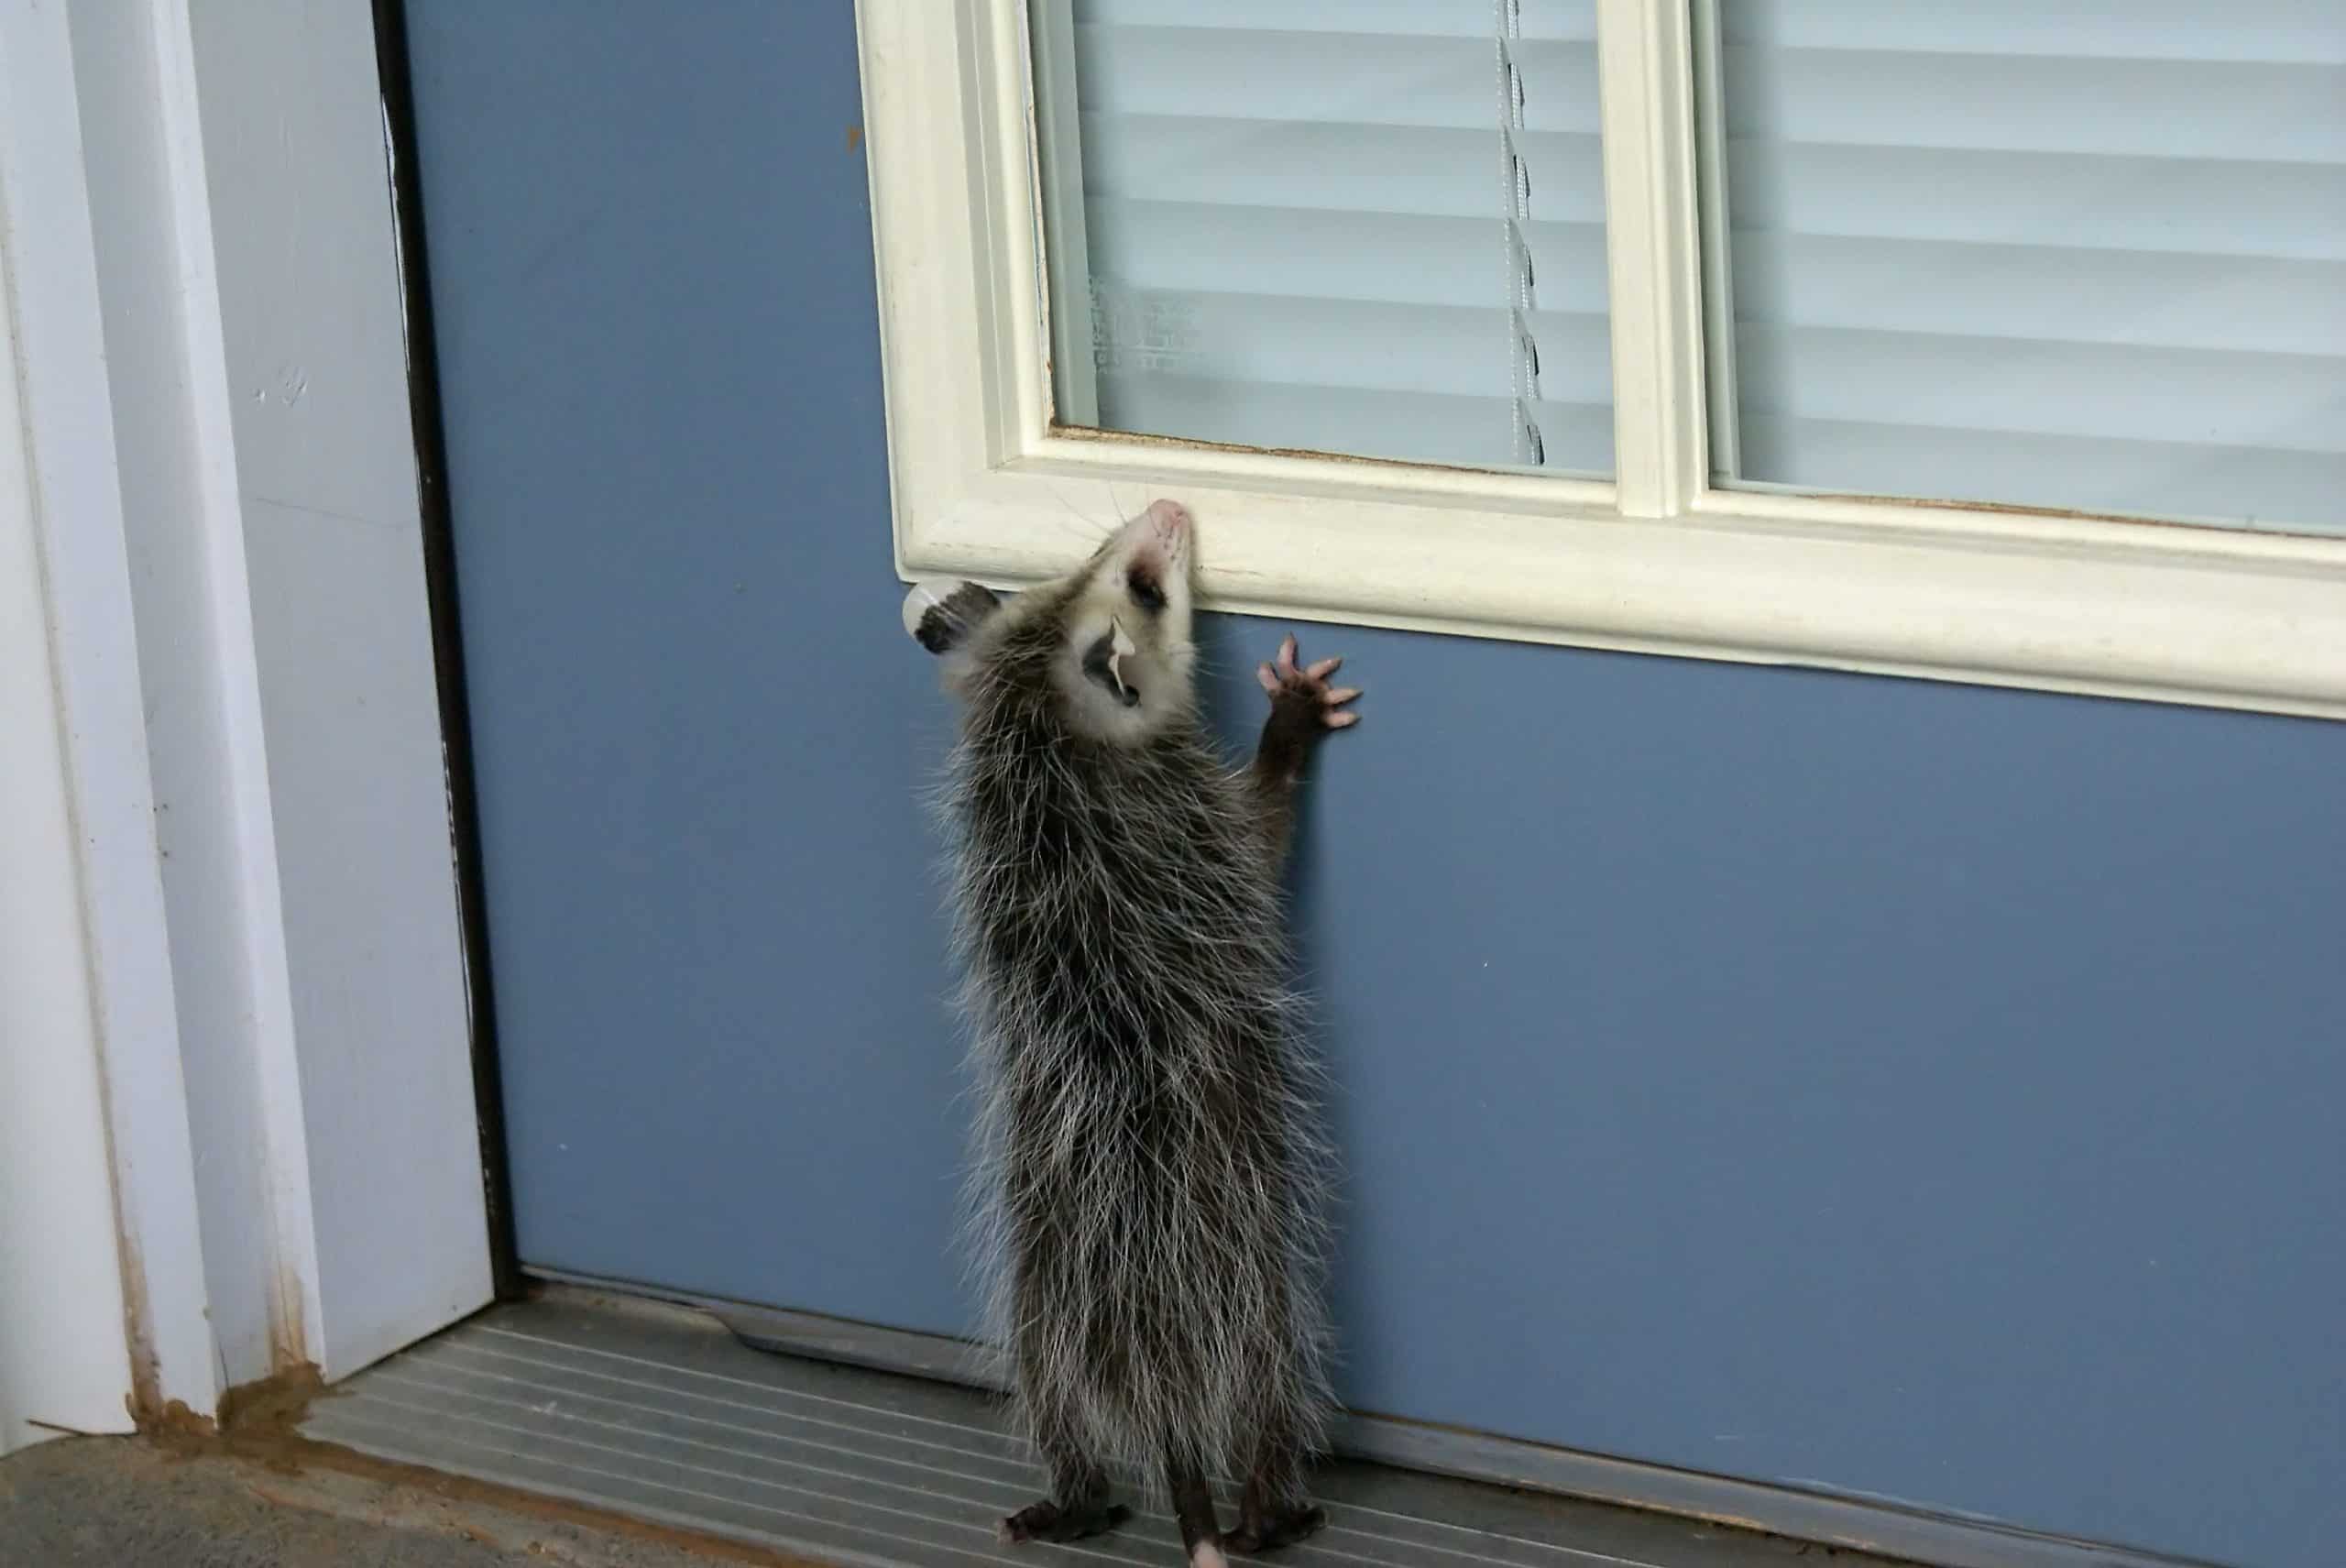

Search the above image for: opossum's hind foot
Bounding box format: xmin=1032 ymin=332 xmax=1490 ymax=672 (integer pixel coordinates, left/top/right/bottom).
xmin=997 ymin=1497 xmax=1130 ymax=1546
xmin=1005 ymin=1415 xmax=1125 ymax=1545
xmin=1224 ymin=1502 xmax=1326 ymax=1554
xmin=1225 ymin=1433 xmax=1325 ymax=1554
xmin=1167 ymin=1453 xmax=1226 ymax=1568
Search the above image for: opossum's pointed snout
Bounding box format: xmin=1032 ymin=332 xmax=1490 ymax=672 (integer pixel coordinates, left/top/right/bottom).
xmin=1141 ymin=499 xmax=1192 ymax=566
xmin=1112 ymin=499 xmax=1191 ymax=573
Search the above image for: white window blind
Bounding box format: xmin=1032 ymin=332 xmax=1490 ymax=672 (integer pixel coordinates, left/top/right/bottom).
xmin=1705 ymin=0 xmax=2346 ymax=534
xmin=1042 ymin=1 xmax=1614 ymax=475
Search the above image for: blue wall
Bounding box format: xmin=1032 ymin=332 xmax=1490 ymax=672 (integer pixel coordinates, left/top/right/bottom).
xmin=404 ymin=6 xmax=2346 ymax=1565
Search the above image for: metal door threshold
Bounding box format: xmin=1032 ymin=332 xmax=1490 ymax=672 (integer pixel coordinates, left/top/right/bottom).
xmin=302 ymin=1292 xmax=1898 ymax=1568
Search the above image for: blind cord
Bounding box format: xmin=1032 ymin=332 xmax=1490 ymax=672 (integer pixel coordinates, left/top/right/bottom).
xmin=1497 ymin=0 xmax=1546 ymax=466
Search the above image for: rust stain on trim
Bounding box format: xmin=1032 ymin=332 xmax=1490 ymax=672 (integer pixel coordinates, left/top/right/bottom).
xmin=269 ymin=1265 xmax=311 ymax=1378
xmin=114 ymin=1240 xmax=163 ymax=1424
xmin=137 ymin=1361 xmax=324 ymax=1458
xmin=846 ymin=124 xmax=862 ymax=153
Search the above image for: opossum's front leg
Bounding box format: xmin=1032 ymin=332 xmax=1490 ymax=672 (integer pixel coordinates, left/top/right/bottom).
xmin=1248 ymin=632 xmax=1360 ymax=861
xmin=903 ymin=578 xmax=1003 ymax=657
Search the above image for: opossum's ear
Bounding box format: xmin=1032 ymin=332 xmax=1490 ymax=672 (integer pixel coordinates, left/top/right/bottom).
xmin=902 ymin=579 xmax=1002 ymax=655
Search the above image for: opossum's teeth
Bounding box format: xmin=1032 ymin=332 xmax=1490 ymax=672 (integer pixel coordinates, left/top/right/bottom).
xmin=1082 ymin=628 xmax=1142 ymax=707
xmin=1108 ymin=618 xmax=1135 ymax=685
xmin=1107 ymin=618 xmax=1141 ymax=706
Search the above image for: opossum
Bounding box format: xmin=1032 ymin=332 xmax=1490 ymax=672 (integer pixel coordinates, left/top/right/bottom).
xmin=904 ymin=499 xmax=1359 ymax=1566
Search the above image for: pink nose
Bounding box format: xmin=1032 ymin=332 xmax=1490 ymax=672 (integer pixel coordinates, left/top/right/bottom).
xmin=1142 ymin=499 xmax=1190 ymax=536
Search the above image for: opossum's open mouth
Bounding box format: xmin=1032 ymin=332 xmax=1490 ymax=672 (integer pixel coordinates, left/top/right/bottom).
xmin=1081 ymin=628 xmax=1142 ymax=707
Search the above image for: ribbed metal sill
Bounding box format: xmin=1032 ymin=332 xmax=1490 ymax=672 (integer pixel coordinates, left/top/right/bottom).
xmin=303 ymin=1292 xmax=1900 ymax=1568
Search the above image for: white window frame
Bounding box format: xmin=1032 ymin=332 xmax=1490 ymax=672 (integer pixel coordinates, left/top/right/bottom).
xmin=858 ymin=0 xmax=2346 ymax=721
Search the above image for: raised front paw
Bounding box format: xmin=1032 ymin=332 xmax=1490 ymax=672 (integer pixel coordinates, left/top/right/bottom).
xmin=1256 ymin=634 xmax=1361 ymax=729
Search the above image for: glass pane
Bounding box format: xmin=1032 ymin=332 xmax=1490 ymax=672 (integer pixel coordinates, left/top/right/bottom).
xmin=1032 ymin=1 xmax=1612 ymax=477
xmin=1699 ymin=0 xmax=2346 ymax=535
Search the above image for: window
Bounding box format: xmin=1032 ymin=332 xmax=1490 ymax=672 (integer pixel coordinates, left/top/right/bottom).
xmin=857 ymin=0 xmax=2346 ymax=720
xmin=1034 ymin=3 xmax=1612 ymax=474
xmin=1697 ymin=2 xmax=2344 ymax=532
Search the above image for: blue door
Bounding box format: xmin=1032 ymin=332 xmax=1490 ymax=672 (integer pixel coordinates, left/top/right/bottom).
xmin=402 ymin=7 xmax=2346 ymax=1567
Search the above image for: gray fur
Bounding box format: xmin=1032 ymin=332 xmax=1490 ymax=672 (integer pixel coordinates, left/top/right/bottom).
xmin=920 ymin=510 xmax=1337 ymax=1540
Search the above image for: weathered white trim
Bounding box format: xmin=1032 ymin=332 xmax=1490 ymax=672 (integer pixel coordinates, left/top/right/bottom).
xmin=861 ymin=0 xmax=2346 ymax=721
xmin=0 ymin=0 xmax=489 ymax=1425
xmin=0 ymin=123 xmax=138 ymax=1456
xmin=0 ymin=0 xmax=220 ymax=1427
xmin=60 ymin=0 xmax=318 ymax=1402
xmin=178 ymin=0 xmax=490 ymax=1383
xmin=148 ymin=0 xmax=326 ymax=1387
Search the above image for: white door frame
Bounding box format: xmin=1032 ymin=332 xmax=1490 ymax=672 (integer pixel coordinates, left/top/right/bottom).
xmin=0 ymin=0 xmax=489 ymax=1445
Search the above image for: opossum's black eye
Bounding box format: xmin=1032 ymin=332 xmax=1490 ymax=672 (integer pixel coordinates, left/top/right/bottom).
xmin=1125 ymin=569 xmax=1166 ymax=615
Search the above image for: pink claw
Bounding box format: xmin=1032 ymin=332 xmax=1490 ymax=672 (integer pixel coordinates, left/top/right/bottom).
xmin=1261 ymin=635 xmax=1362 ymax=729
